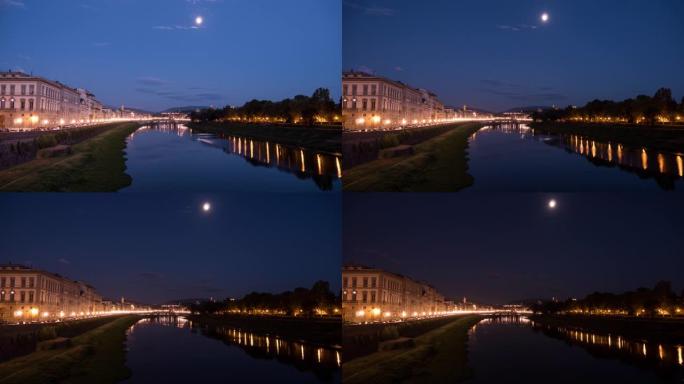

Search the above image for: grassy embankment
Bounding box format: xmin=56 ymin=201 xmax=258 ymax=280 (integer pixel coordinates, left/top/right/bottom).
xmin=530 ymin=122 xmax=684 ymax=153
xmin=188 ymin=121 xmax=342 ymax=154
xmin=343 ymin=123 xmax=484 ymax=191
xmin=0 ymin=315 xmax=140 ymax=384
xmin=189 ymin=314 xmax=341 ymax=346
xmin=0 ymin=122 xmax=141 ymax=192
xmin=343 ymin=315 xmax=481 ymax=384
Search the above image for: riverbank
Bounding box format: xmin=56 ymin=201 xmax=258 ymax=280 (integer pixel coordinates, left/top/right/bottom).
xmin=343 ymin=122 xmax=484 ymax=191
xmin=0 ymin=122 xmax=141 ymax=191
xmin=530 ymin=122 xmax=684 ymax=154
xmin=530 ymin=314 xmax=684 ymax=343
xmin=189 ymin=314 xmax=341 ymax=346
xmin=187 ymin=121 xmax=341 ymax=154
xmin=343 ymin=315 xmax=481 ymax=384
xmin=0 ymin=315 xmax=139 ymax=384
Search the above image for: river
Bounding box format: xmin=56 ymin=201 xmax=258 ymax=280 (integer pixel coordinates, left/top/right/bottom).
xmin=121 ymin=316 xmax=341 ymax=383
xmin=122 ymin=123 xmax=341 ymax=192
xmin=467 ymin=124 xmax=684 ymax=191
xmin=466 ymin=316 xmax=684 ymax=383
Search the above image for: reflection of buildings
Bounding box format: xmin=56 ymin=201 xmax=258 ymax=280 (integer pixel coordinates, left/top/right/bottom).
xmin=342 ymin=71 xmax=447 ymax=130
xmin=0 ymin=264 xmax=103 ymax=322
xmin=342 ymin=265 xmax=447 ymax=323
xmin=0 ymin=71 xmax=115 ymax=129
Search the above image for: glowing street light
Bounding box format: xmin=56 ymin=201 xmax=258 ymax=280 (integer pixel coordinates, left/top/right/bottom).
xmin=541 ymin=12 xmax=549 ymax=23
xmin=202 ymin=202 xmax=211 ymax=212
xmin=548 ymin=199 xmax=557 ymax=209
xmin=195 ymin=16 xmax=203 ymax=26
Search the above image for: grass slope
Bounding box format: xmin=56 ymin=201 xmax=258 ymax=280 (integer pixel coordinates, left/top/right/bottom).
xmin=343 ymin=315 xmax=481 ymax=384
xmin=0 ymin=122 xmax=140 ymax=192
xmin=0 ymin=316 xmax=139 ymax=384
xmin=343 ymin=123 xmax=483 ymax=191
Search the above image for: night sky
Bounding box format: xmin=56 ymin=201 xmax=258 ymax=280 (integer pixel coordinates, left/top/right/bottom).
xmin=343 ymin=193 xmax=684 ymax=305
xmin=0 ymin=0 xmax=341 ymax=111
xmin=343 ymin=0 xmax=684 ymax=112
xmin=0 ymin=193 xmax=341 ymax=304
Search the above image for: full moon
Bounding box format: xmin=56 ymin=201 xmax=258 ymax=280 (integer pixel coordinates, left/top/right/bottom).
xmin=548 ymin=199 xmax=557 ymax=209
xmin=202 ymin=202 xmax=211 ymax=212
xmin=195 ymin=16 xmax=203 ymax=25
xmin=541 ymin=12 xmax=549 ymax=22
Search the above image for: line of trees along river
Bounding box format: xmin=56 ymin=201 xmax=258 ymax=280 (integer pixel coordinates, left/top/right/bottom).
xmin=532 ymin=88 xmax=684 ymax=125
xmin=190 ymin=88 xmax=340 ymax=125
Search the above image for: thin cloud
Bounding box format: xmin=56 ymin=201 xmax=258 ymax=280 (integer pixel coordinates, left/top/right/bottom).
xmin=153 ymin=25 xmax=200 ymax=31
xmin=479 ymin=79 xmax=566 ymax=102
xmin=136 ymin=77 xmax=168 ymax=86
xmin=344 ymin=1 xmax=397 ymax=17
xmin=0 ymin=0 xmax=25 ymax=7
xmin=394 ymin=66 xmax=404 ymax=72
xmin=58 ymin=258 xmax=70 ymax=265
xmin=497 ymin=24 xmax=538 ymax=32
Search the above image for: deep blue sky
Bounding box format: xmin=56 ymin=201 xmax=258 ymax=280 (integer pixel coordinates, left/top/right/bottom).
xmin=0 ymin=0 xmax=341 ymax=112
xmin=344 ymin=0 xmax=684 ymax=112
xmin=344 ymin=193 xmax=684 ymax=305
xmin=0 ymin=193 xmax=341 ymax=304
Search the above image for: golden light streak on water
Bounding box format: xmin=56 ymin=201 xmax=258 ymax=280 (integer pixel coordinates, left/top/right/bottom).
xmin=335 ymin=157 xmax=342 ymax=178
xmin=658 ymin=153 xmax=665 ymax=173
xmin=643 ymin=343 xmax=647 ymax=356
xmin=617 ymin=144 xmax=623 ymax=163
xmin=677 ymin=155 xmax=683 ymax=177
xmin=607 ymin=143 xmax=613 ymax=162
xmin=250 ymin=140 xmax=254 ymax=158
xmin=641 ymin=149 xmax=648 ymax=170
xmin=276 ymin=145 xmax=281 ymax=163
xmin=678 ymin=346 xmax=683 ymax=365
xmin=316 ymin=154 xmax=322 ymax=175
xmin=336 ymin=351 xmax=341 ymax=367
xmin=300 ymin=150 xmax=305 ymax=172
xmin=317 ymin=348 xmax=322 ymax=363
xmin=659 ymin=344 xmax=664 ymax=360
xmin=591 ymin=141 xmax=596 ymax=158
xmin=266 ymin=142 xmax=270 ymax=163
xmin=301 ymin=345 xmax=305 ymax=360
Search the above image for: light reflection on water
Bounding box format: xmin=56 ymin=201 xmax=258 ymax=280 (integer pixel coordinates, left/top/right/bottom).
xmin=468 ymin=124 xmax=684 ymax=190
xmin=124 ymin=123 xmax=341 ymax=192
xmin=467 ymin=316 xmax=684 ymax=383
xmin=124 ymin=316 xmax=340 ymax=383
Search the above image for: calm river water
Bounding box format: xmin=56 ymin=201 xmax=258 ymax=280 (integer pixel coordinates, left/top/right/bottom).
xmin=467 ymin=124 xmax=684 ymax=191
xmin=466 ymin=316 xmax=684 ymax=383
xmin=122 ymin=123 xmax=341 ymax=192
xmin=121 ymin=316 xmax=341 ymax=383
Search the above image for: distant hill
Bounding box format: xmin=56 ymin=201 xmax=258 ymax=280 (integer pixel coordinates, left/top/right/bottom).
xmin=105 ymin=105 xmax=156 ymax=115
xmin=160 ymin=106 xmax=210 ymax=113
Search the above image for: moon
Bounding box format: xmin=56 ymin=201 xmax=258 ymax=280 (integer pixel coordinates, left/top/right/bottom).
xmin=541 ymin=12 xmax=549 ymax=23
xmin=195 ymin=16 xmax=203 ymax=26
xmin=547 ymin=199 xmax=557 ymax=209
xmin=202 ymin=202 xmax=211 ymax=212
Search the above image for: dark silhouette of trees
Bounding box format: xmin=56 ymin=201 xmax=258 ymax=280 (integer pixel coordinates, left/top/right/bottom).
xmin=190 ymin=281 xmax=340 ymax=317
xmin=532 ymin=281 xmax=683 ymax=317
xmin=190 ymin=88 xmax=340 ymax=125
xmin=532 ymin=88 xmax=683 ymax=124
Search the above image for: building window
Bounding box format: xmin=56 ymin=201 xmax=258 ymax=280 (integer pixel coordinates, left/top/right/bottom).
xmin=21 ymin=85 xmax=26 ymax=95
xmin=20 ymin=99 xmax=25 ymax=110
xmin=370 ymin=99 xmax=376 ymax=111
xmin=0 ymin=290 xmax=4 ymax=301
xmin=371 ymin=277 xmax=377 ymax=288
xmin=352 ymin=85 xmax=357 ymax=96
xmin=362 ymin=291 xmax=367 ymax=303
xmin=10 ymin=277 xmax=15 ymax=287
xmin=363 ymin=85 xmax=368 ymax=95
xmin=362 ymin=99 xmax=367 ymax=110
xmin=29 ymin=99 xmax=34 ymax=110
xmin=10 ymin=85 xmax=15 ymax=95
xmin=351 ymin=277 xmax=357 ymax=287
xmin=29 ymin=291 xmax=34 ymax=303
xmin=342 ymin=277 xmax=348 ymax=287
xmin=371 ymin=291 xmax=376 ymax=303
xmin=352 ymin=291 xmax=357 ymax=302
xmin=371 ymin=85 xmax=377 ymax=96
xmin=29 ymin=277 xmax=34 ymax=288
xmin=21 ymin=277 xmax=26 ymax=288
xmin=10 ymin=290 xmax=15 ymax=302
xmin=0 ymin=85 xmax=5 ymax=95
xmin=343 ymin=85 xmax=348 ymax=96
xmin=363 ymin=277 xmax=368 ymax=288
xmin=0 ymin=99 xmax=4 ymax=109
xmin=20 ymin=291 xmax=25 ymax=302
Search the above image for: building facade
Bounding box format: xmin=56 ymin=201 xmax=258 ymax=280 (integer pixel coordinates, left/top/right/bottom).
xmin=0 ymin=71 xmax=106 ymax=129
xmin=342 ymin=71 xmax=449 ymax=130
xmin=0 ymin=264 xmax=103 ymax=323
xmin=341 ymin=264 xmax=447 ymax=323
